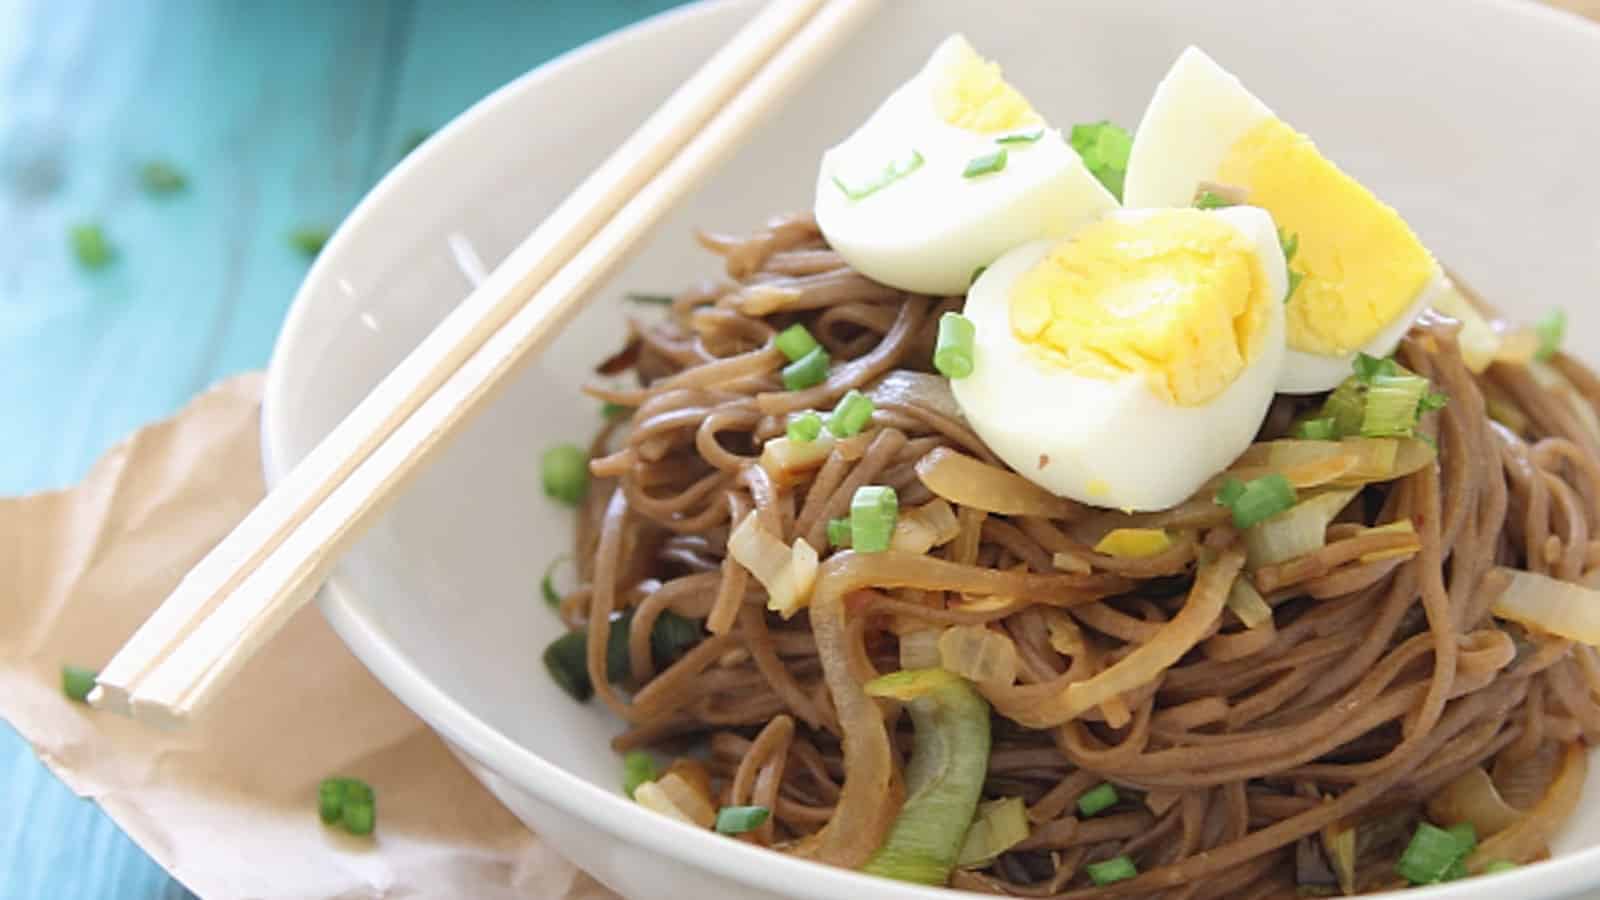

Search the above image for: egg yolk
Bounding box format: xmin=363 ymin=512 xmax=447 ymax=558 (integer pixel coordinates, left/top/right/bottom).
xmin=1216 ymin=118 xmax=1436 ymax=357
xmin=933 ymin=42 xmax=1039 ymax=134
xmin=1009 ymin=210 xmax=1272 ymax=406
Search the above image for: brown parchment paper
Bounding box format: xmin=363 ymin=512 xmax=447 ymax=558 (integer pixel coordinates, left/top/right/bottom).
xmin=0 ymin=374 xmax=618 ymax=900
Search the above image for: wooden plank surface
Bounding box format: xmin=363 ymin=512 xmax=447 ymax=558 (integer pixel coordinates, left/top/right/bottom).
xmin=0 ymin=3 xmax=682 ymax=897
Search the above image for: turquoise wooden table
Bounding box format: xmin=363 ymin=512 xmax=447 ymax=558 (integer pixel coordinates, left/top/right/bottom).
xmin=0 ymin=1 xmax=685 ymax=896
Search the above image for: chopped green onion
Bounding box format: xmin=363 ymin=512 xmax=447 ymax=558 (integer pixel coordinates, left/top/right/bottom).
xmin=969 ymin=266 xmax=987 ymax=286
xmin=1293 ymin=416 xmax=1340 ymax=441
xmin=775 ymin=323 xmax=820 ymax=362
xmin=602 ymin=401 xmax=630 ymax=420
xmin=827 ymin=389 xmax=875 ymax=437
xmin=1353 ymin=352 xmax=1401 ymax=382
xmin=1420 ymin=390 xmax=1449 ymax=413
xmin=781 ymin=346 xmax=830 ymax=391
xmin=1534 ymin=308 xmax=1566 ymax=362
xmin=1194 ymin=191 xmax=1234 ymax=210
xmin=827 ymin=517 xmax=853 ymax=548
xmin=1086 ymin=855 xmax=1137 ymax=886
xmin=1396 ymin=822 xmax=1468 ymax=885
xmin=1076 ymin=782 xmax=1118 ymax=817
xmin=832 ymin=149 xmax=924 ymax=201
xmin=787 ymin=410 xmax=824 ymax=443
xmin=1279 ymin=229 xmax=1299 ymax=263
xmin=139 ymin=160 xmax=188 ymax=194
xmin=69 ymin=224 xmax=114 ymax=270
xmin=541 ymin=555 xmax=572 ymax=609
xmin=1360 ymin=373 xmax=1430 ymax=438
xmin=543 ymin=631 xmax=593 ymax=702
xmin=995 ymin=129 xmax=1044 ymax=145
xmin=962 ymin=149 xmax=1008 ymax=178
xmin=1482 ymin=860 xmax=1517 ymax=874
xmin=1069 ymin=121 xmax=1132 ymax=200
xmin=1285 ymin=269 xmax=1304 ymax=303
xmin=622 ymin=751 xmax=657 ymax=799
xmin=541 ymin=444 xmax=590 ymax=505
xmin=401 ymin=129 xmax=433 ymax=156
xmin=649 ymin=610 xmax=703 ymax=666
xmin=1320 ymin=379 xmax=1367 ymax=437
xmin=62 ymin=665 xmax=97 ymax=703
xmin=850 ymin=485 xmax=899 ymax=553
xmin=318 ymin=778 xmax=347 ymax=824
xmin=1215 ymin=474 xmax=1296 ymax=529
xmin=289 ymin=225 xmax=331 ymax=258
xmin=1446 ymin=822 xmax=1477 ymax=853
xmin=340 ymin=780 xmax=375 ymax=836
xmin=624 ymin=292 xmax=674 ymax=305
xmin=714 ymin=805 xmax=771 ymax=835
xmin=934 ymin=312 xmax=976 ymax=379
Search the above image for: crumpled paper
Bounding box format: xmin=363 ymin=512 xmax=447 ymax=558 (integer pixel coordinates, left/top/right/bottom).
xmin=0 ymin=374 xmax=619 ymax=900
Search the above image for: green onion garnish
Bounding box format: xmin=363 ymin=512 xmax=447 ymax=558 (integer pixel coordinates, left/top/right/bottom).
xmin=602 ymin=401 xmax=630 ymax=420
xmin=624 ymin=292 xmax=674 ymax=305
xmin=69 ymin=224 xmax=114 ymax=270
xmin=781 ymin=346 xmax=831 ymax=391
xmin=996 ymin=129 xmax=1044 ymax=145
xmin=289 ymin=225 xmax=331 ymax=258
xmin=62 ymin=665 xmax=97 ymax=703
xmin=1214 ymin=474 xmax=1297 ymax=529
xmin=541 ymin=555 xmax=572 ymax=609
xmin=1279 ymin=229 xmax=1299 ymax=263
xmin=826 ymin=389 xmax=875 ymax=437
xmin=1292 ymin=416 xmax=1340 ymax=441
xmin=1396 ymin=822 xmax=1468 ymax=885
xmin=1360 ymin=373 xmax=1431 ymax=438
xmin=832 ymin=149 xmax=924 ymax=201
xmin=318 ymin=778 xmax=376 ymax=836
xmin=1076 ymin=783 xmax=1118 ymax=817
xmin=1285 ymin=269 xmax=1304 ymax=303
xmin=541 ymin=444 xmax=590 ymax=505
xmin=850 ymin=485 xmax=898 ymax=554
xmin=962 ymin=149 xmax=1008 ymax=179
xmin=139 ymin=160 xmax=188 ymax=194
xmin=787 ymin=410 xmax=823 ymax=443
xmin=1446 ymin=822 xmax=1477 ymax=853
xmin=1534 ymin=309 xmax=1567 ymax=362
xmin=1353 ymin=352 xmax=1400 ymax=382
xmin=969 ymin=266 xmax=987 ymax=286
xmin=1086 ymin=855 xmax=1137 ymax=886
xmin=543 ymin=631 xmax=593 ymax=702
xmin=714 ymin=805 xmax=771 ymax=835
xmin=827 ymin=517 xmax=853 ymax=548
xmin=1194 ymin=191 xmax=1234 ymax=210
xmin=775 ymin=323 xmax=820 ymax=362
xmin=650 ymin=610 xmax=703 ymax=665
xmin=934 ymin=312 xmax=976 ymax=379
xmin=1482 ymin=860 xmax=1517 ymax=874
xmin=1069 ymin=121 xmax=1132 ymax=201
xmin=622 ymin=751 xmax=657 ymax=799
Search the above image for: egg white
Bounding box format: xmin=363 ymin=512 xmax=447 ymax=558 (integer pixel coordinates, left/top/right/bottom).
xmin=814 ymin=35 xmax=1117 ymax=296
xmin=1277 ymin=271 xmax=1447 ymax=393
xmin=951 ymin=207 xmax=1288 ymax=511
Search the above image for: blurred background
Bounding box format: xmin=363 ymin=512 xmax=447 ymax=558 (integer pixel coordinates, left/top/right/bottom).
xmin=0 ymin=3 xmax=684 ymax=897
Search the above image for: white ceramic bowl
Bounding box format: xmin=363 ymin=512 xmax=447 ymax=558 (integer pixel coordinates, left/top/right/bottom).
xmin=262 ymin=2 xmax=1600 ymax=897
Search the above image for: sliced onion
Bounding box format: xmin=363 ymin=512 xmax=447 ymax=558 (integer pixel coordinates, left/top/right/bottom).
xmin=1495 ymin=328 xmax=1540 ymax=366
xmin=891 ymin=498 xmax=961 ymax=554
xmin=939 ymin=625 xmax=1019 ymax=687
xmin=866 ymin=369 xmax=965 ymax=423
xmin=1245 ymin=488 xmax=1359 ymax=568
xmin=1051 ymin=551 xmax=1092 ymax=574
xmin=1357 ymin=520 xmax=1421 ymax=564
xmin=1429 ymin=277 xmax=1502 ymax=373
xmin=634 ymin=773 xmax=716 ymax=828
xmin=1042 ymin=610 xmax=1086 ymax=656
xmin=729 ymin=510 xmax=819 ymax=618
xmin=1234 ymin=438 xmax=1434 ymax=488
xmin=1469 ymin=742 xmax=1587 ymax=871
xmin=916 ymin=447 xmax=1080 ymax=518
xmin=1225 ymin=576 xmax=1273 ymax=629
xmin=1490 ymin=566 xmax=1600 ymax=645
xmin=1531 ymin=360 xmax=1600 ymax=446
xmin=956 ymin=796 xmax=1030 ymax=868
xmin=760 ymin=432 xmax=835 ymax=480
xmin=900 ymin=628 xmax=945 ymax=670
xmin=1428 ymin=767 xmax=1523 ymax=838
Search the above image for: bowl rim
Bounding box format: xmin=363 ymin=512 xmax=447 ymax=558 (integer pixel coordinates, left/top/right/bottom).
xmin=262 ymin=1 xmax=1600 ymax=897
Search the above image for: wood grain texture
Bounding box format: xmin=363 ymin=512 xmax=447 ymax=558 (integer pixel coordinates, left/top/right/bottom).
xmin=0 ymin=2 xmax=681 ymax=897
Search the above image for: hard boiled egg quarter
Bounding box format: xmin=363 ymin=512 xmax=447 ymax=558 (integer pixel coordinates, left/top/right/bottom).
xmin=814 ymin=35 xmax=1118 ymax=296
xmin=952 ymin=206 xmax=1288 ymax=511
xmin=1123 ymin=47 xmax=1442 ymax=394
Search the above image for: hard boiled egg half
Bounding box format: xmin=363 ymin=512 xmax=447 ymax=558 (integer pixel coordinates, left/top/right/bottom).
xmin=814 ymin=35 xmax=1118 ymax=296
xmin=1123 ymin=47 xmax=1442 ymax=393
xmin=953 ymin=206 xmax=1288 ymax=511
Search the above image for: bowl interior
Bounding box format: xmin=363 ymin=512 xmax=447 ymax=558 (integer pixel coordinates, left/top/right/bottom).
xmin=264 ymin=0 xmax=1600 ymax=896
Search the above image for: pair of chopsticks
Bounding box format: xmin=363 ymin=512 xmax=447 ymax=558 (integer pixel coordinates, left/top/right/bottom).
xmin=94 ymin=0 xmax=878 ymax=727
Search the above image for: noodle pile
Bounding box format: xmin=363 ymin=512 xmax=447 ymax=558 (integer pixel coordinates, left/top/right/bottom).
xmin=557 ymin=212 xmax=1600 ymax=897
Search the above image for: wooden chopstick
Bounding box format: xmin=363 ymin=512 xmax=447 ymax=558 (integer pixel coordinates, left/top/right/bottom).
xmin=98 ymin=0 xmax=878 ymax=725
